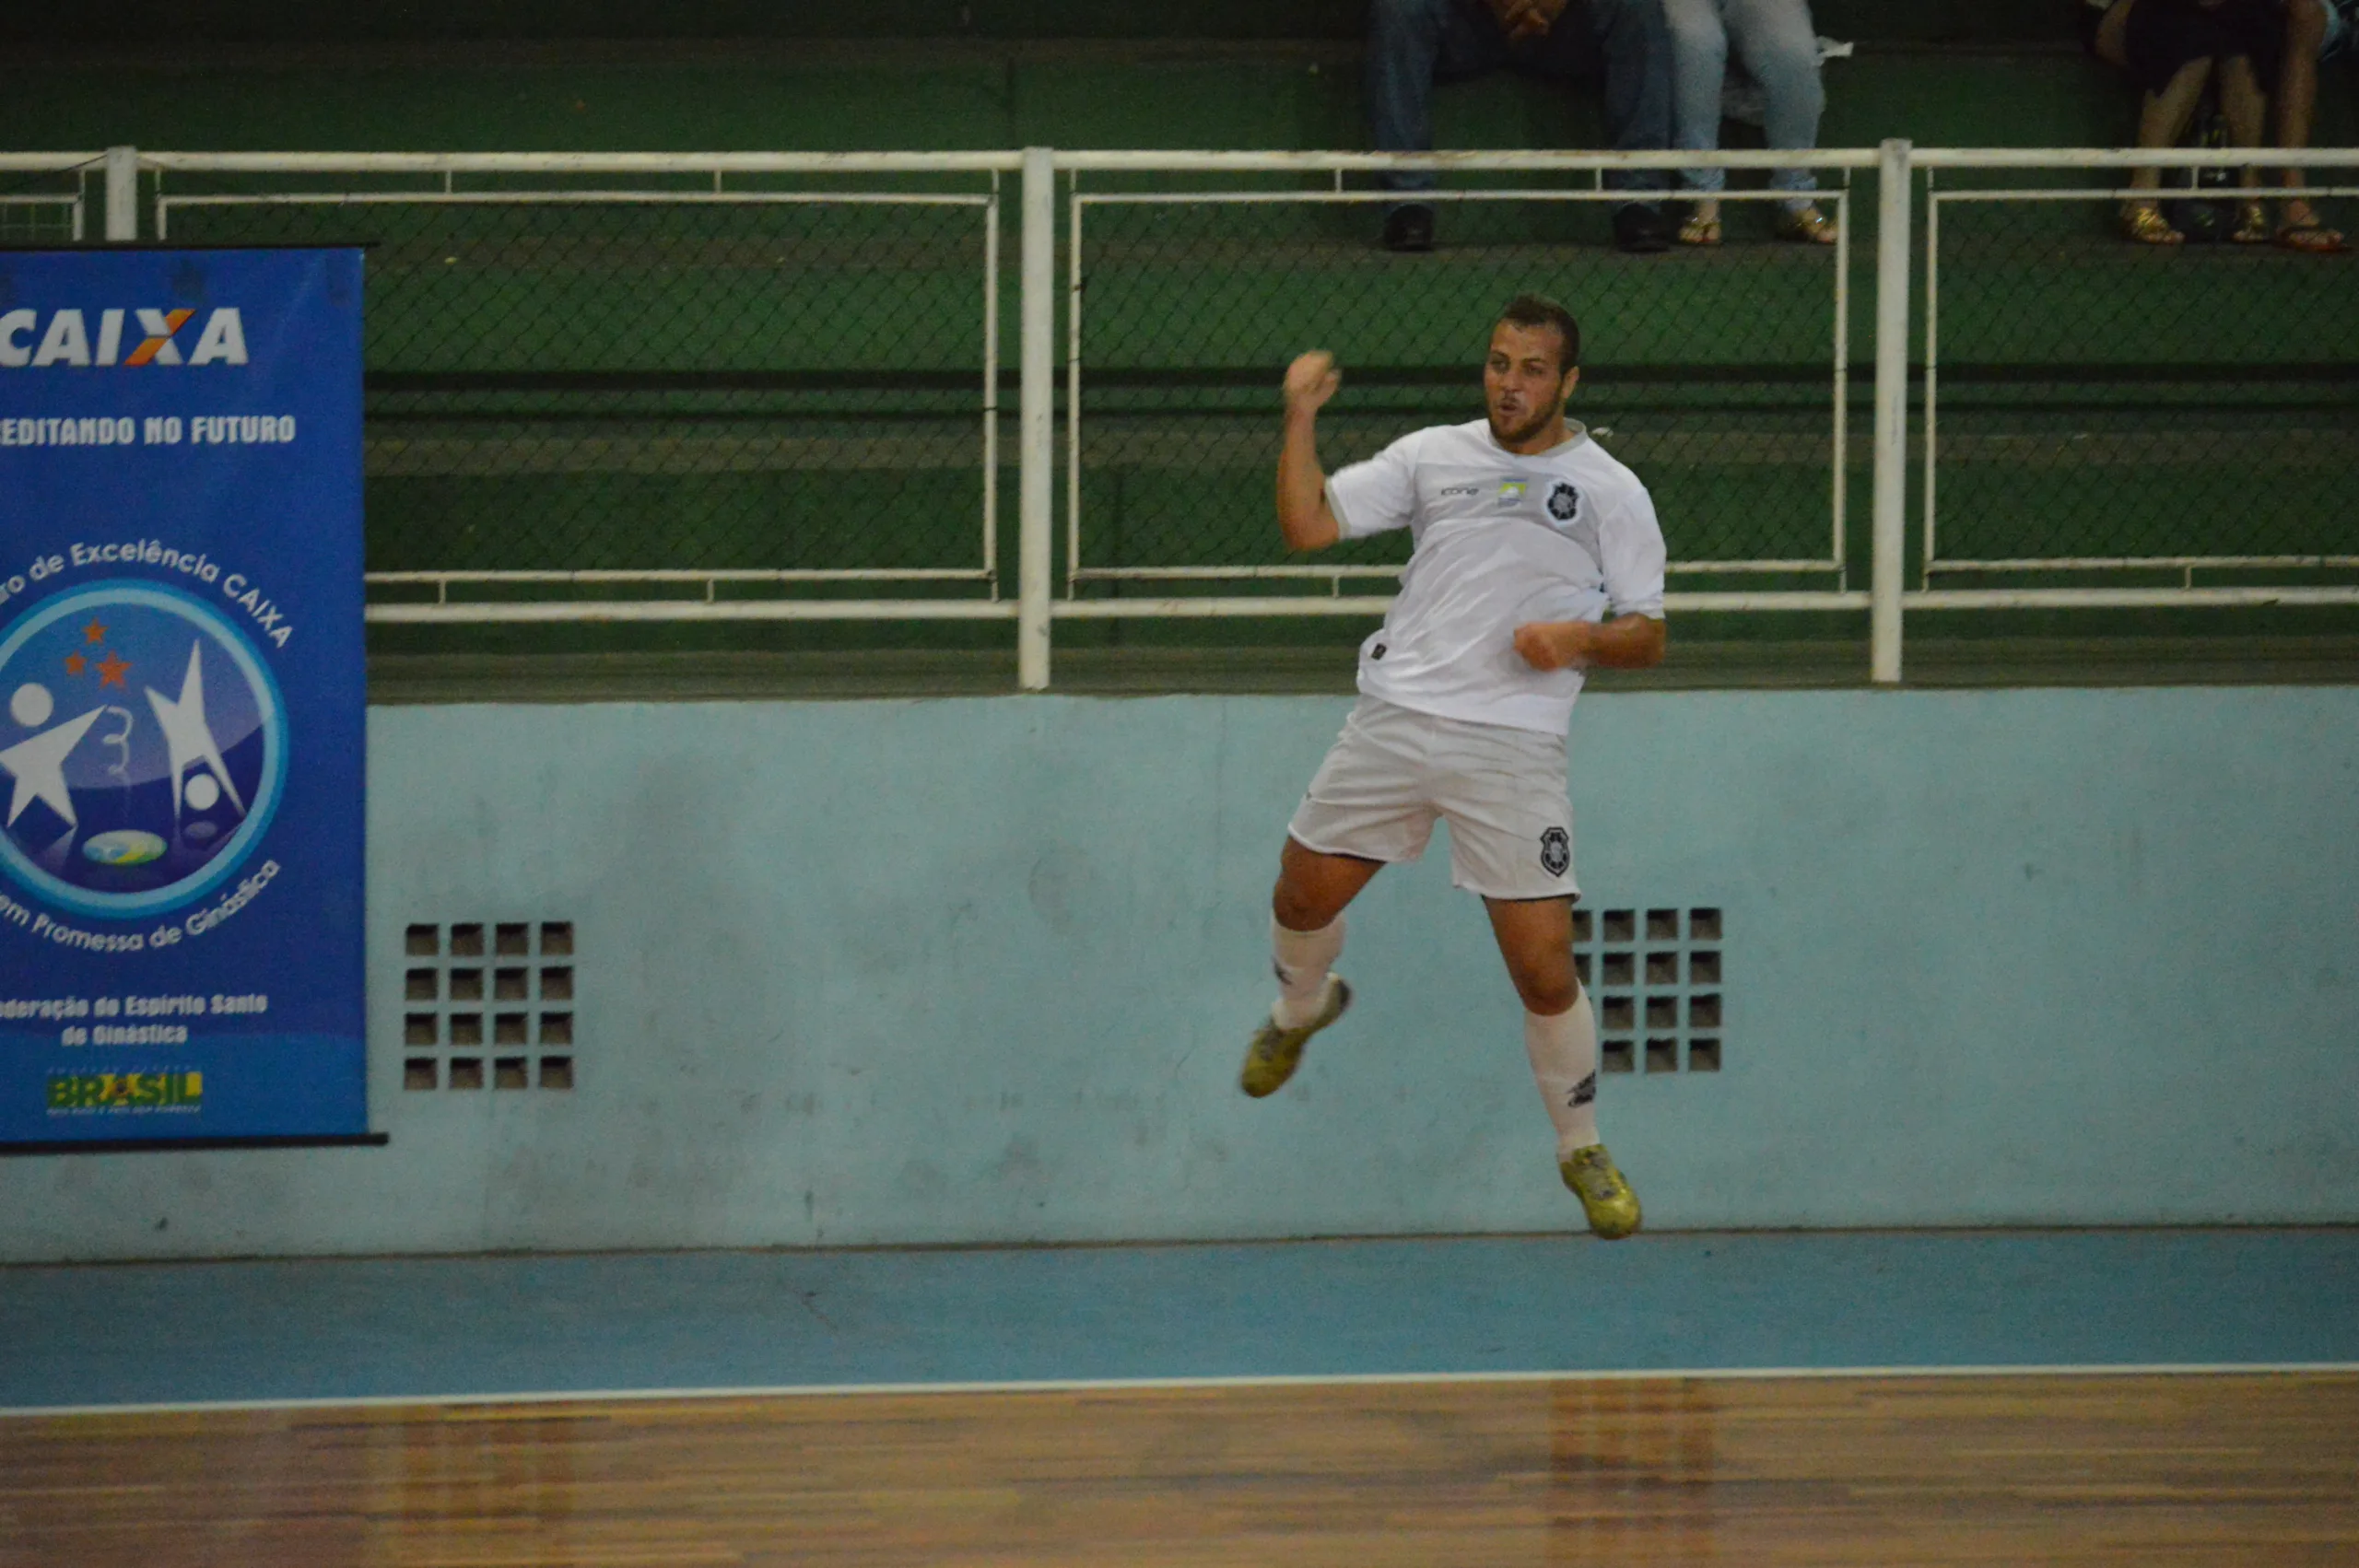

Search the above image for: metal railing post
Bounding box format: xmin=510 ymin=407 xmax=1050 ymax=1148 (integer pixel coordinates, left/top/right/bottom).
xmin=1869 ymin=137 xmax=1911 ymax=685
xmin=104 ymin=146 xmax=138 ymax=240
xmin=1016 ymin=146 xmax=1055 ymax=690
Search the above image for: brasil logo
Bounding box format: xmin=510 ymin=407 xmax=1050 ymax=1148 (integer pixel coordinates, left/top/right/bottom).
xmin=0 ymin=579 xmax=284 ymax=919
xmin=47 ymin=1070 xmax=204 ymax=1114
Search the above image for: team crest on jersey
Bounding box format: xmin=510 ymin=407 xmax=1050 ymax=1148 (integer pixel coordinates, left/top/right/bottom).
xmin=1546 ymin=481 xmax=1580 ymax=521
xmin=1540 ymin=826 xmax=1570 ymax=877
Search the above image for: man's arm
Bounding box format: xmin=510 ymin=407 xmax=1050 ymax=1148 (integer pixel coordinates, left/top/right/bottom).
xmin=1277 ymin=350 xmax=1343 ymax=553
xmin=1512 ymin=614 xmax=1668 ymax=672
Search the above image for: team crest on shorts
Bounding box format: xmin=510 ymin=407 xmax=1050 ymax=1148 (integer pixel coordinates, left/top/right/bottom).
xmin=1539 ymin=825 xmax=1570 ymax=877
xmin=1546 ymin=481 xmax=1580 ymax=521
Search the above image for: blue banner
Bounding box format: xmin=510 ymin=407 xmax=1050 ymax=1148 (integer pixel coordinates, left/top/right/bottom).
xmin=0 ymin=248 xmax=366 ymax=1147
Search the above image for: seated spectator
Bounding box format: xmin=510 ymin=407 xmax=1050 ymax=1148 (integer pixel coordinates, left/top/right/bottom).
xmin=2082 ymin=0 xmax=2278 ymax=244
xmin=1663 ymin=0 xmax=1837 ymax=244
xmin=1367 ymin=0 xmax=1677 ymax=253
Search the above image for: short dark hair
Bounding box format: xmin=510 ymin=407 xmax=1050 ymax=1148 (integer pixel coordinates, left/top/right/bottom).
xmin=1495 ymin=293 xmax=1581 ymax=373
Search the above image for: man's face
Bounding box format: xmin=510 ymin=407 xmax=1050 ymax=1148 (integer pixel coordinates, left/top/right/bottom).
xmin=1484 ymin=320 xmax=1577 ymax=447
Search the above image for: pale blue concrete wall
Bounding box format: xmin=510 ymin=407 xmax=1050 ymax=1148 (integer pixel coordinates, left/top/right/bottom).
xmin=4 ymin=688 xmax=2354 ymax=1261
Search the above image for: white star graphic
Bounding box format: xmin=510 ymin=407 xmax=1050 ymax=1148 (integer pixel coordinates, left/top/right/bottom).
xmin=0 ymin=705 xmax=105 ymax=831
xmin=146 ymin=641 xmax=246 ymax=822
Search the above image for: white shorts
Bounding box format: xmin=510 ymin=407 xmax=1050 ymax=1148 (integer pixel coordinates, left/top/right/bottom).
xmin=1287 ymin=696 xmax=1579 ymax=901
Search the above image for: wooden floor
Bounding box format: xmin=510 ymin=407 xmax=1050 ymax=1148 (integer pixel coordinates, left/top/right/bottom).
xmin=7 ymin=1375 xmax=2356 ymax=1566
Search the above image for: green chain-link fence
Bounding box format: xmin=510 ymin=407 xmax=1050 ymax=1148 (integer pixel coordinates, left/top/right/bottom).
xmin=150 ymin=166 xmax=1007 ymax=601
xmin=1923 ymin=162 xmax=2359 ymax=583
xmin=1066 ymin=175 xmax=1862 ymax=602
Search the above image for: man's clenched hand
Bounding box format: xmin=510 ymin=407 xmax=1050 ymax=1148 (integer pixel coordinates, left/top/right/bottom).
xmin=1284 ymin=350 xmax=1342 ymax=418
xmin=1513 ymin=621 xmax=1588 ymax=672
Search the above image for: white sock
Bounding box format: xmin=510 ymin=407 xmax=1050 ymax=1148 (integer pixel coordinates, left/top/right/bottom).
xmin=1524 ymin=989 xmax=1601 ymax=1160
xmin=1271 ymin=915 xmax=1345 ymax=1027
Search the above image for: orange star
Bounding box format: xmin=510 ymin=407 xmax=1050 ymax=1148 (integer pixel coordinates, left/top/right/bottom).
xmin=64 ymin=652 xmax=87 ymax=676
xmin=83 ymin=619 xmax=107 ymax=644
xmin=96 ymin=650 xmax=131 ymax=688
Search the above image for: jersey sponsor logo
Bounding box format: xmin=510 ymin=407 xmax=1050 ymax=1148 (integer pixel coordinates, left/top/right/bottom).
xmin=1546 ymin=481 xmax=1581 ymax=521
xmin=1494 ymin=481 xmax=1528 ymax=509
xmin=1540 ymin=825 xmax=1570 ymax=877
xmin=1437 ymin=484 xmax=1480 ymax=498
xmin=1369 ymin=641 xmax=1387 ymax=661
xmin=0 ymin=580 xmax=287 ymax=919
xmin=0 ymin=308 xmax=248 ymax=369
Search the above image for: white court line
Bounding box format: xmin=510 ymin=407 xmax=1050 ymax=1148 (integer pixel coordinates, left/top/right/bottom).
xmin=6 ymin=1362 xmax=2357 ymax=1420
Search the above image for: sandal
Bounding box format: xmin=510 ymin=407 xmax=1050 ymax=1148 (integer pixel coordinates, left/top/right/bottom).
xmin=1678 ymin=199 xmax=1721 ymax=247
xmin=1774 ymin=203 xmax=1837 ymax=244
xmin=2276 ymin=203 xmax=2349 ymax=253
xmin=2230 ymin=201 xmax=2272 ymax=244
xmin=2119 ymin=203 xmax=2184 ymax=245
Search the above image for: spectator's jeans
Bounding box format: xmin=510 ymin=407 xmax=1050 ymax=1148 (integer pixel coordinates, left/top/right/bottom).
xmin=1366 ymin=0 xmax=1673 ymax=201
xmin=1663 ymin=0 xmax=1824 ymax=206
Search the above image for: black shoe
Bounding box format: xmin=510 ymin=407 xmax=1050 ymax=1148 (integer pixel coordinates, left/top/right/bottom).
xmin=1612 ymin=204 xmax=1672 ymax=254
xmin=1381 ymin=204 xmax=1436 ymax=253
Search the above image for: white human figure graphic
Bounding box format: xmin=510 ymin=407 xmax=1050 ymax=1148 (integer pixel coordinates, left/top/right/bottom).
xmin=0 ymin=706 xmax=106 ymax=830
xmin=146 ymin=641 xmax=245 ymax=822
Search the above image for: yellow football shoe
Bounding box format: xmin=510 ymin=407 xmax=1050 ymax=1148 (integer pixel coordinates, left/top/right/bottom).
xmin=1238 ymin=976 xmax=1351 ymax=1098
xmin=1559 ymin=1144 xmax=1642 ymax=1240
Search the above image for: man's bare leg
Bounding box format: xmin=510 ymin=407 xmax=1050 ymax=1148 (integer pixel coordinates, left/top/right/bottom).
xmin=1483 ymin=893 xmax=1581 ymax=1016
xmin=1273 ymin=836 xmax=1383 ymax=936
xmin=1485 ymin=895 xmax=1640 ymax=1238
xmin=1240 ymin=838 xmax=1382 ymax=1097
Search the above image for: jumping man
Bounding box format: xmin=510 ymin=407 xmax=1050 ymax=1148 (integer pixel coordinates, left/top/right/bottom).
xmin=1242 ymin=293 xmax=1668 ymax=1239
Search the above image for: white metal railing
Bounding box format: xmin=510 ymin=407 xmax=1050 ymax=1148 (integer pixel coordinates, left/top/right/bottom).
xmin=18 ymin=143 xmax=2352 ymax=685
xmin=1914 ymin=147 xmax=2359 ymax=614
xmin=1046 ymin=146 xmax=1901 ymax=682
xmin=1058 ymin=150 xmax=1869 ymax=625
xmin=138 ymin=149 xmax=1025 ymax=634
xmin=0 ymin=153 xmax=99 ymax=244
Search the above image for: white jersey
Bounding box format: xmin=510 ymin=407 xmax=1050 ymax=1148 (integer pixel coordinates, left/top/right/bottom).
xmin=1325 ymin=417 xmax=1667 ymax=735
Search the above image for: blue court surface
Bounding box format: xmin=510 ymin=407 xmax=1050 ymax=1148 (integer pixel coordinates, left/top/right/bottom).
xmin=4 ymin=1228 xmax=2353 ymax=1412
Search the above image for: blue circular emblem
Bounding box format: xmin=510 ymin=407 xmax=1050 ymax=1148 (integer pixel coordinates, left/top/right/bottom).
xmin=0 ymin=579 xmax=285 ymax=919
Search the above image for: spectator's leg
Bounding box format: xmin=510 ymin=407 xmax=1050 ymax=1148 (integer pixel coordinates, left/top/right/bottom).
xmin=2215 ymin=53 xmax=2274 ymax=239
xmin=2123 ymin=55 xmax=2212 ymax=242
xmin=2272 ymin=0 xmax=2341 ymax=243
xmin=1367 ymin=0 xmax=1509 ymax=195
xmin=1724 ymin=0 xmax=1826 ymax=211
xmin=1508 ymin=0 xmax=1672 ymax=248
xmin=1582 ymin=0 xmax=1674 ymax=181
xmin=1661 ymin=0 xmax=1731 ymax=207
xmin=1574 ymin=0 xmax=1675 ymax=247
xmin=2215 ymin=52 xmax=2267 ymax=183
